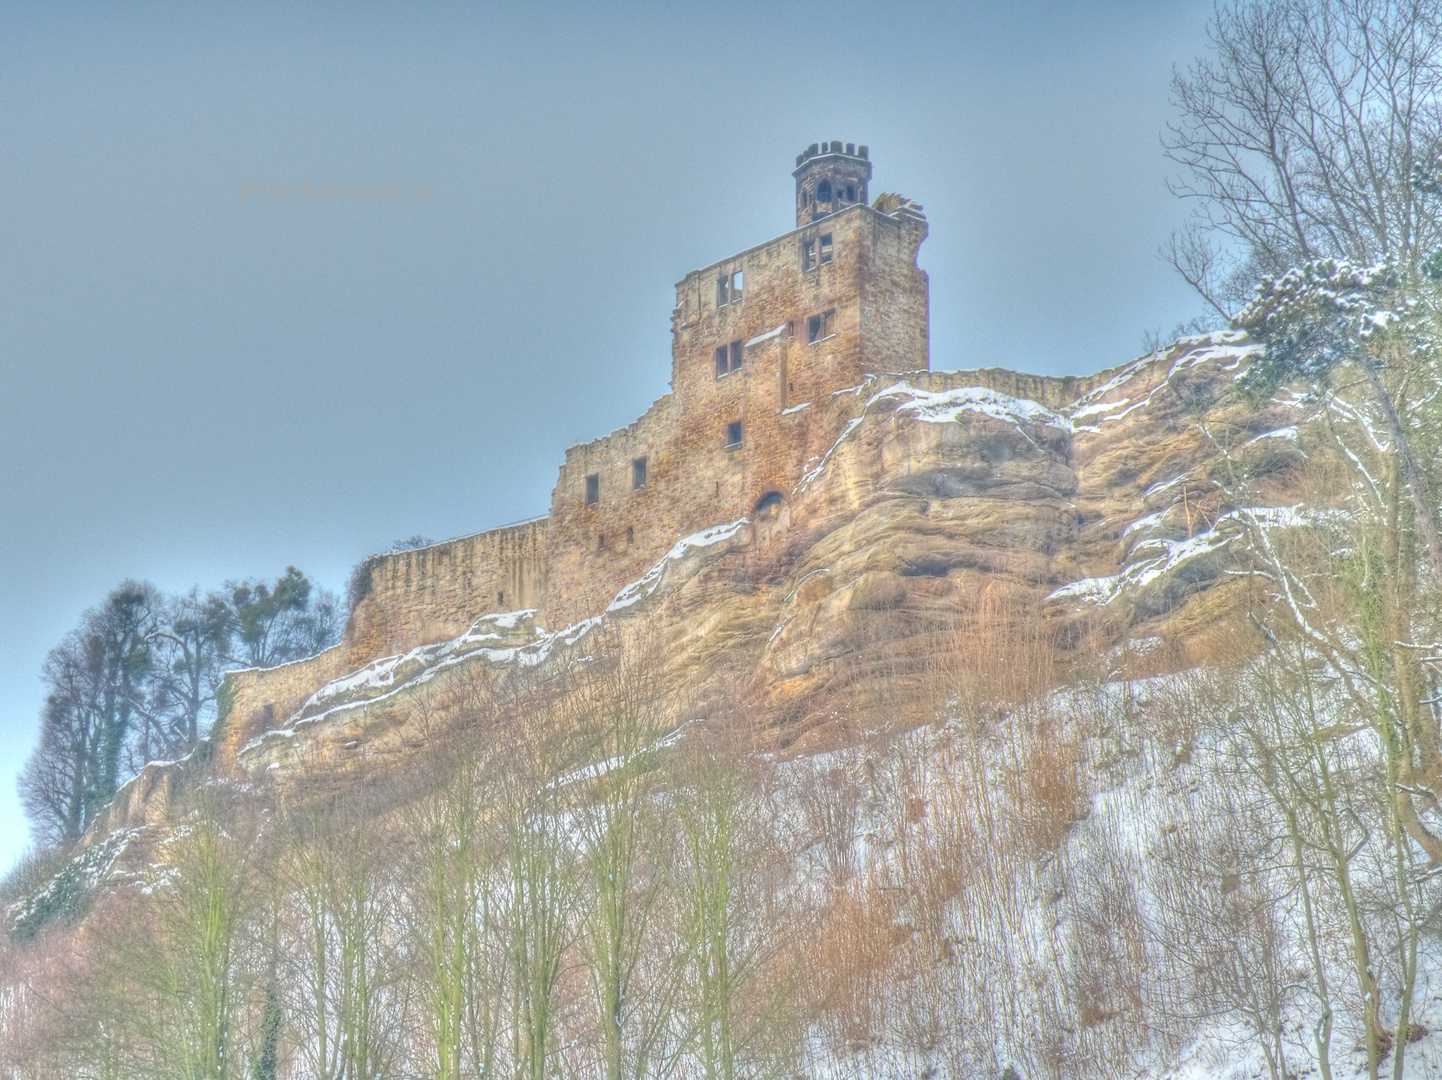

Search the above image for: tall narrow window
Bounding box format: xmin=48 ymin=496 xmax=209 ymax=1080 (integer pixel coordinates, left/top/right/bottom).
xmin=725 ymin=421 xmax=743 ymax=448
xmin=716 ymin=270 xmax=742 ymax=307
xmin=845 ymin=184 xmax=856 ymax=202
xmin=808 ymin=310 xmax=836 ymax=344
xmin=585 ymin=473 xmax=599 ymax=506
xmin=819 ymin=233 xmax=833 ymax=264
xmin=817 ymin=180 xmax=832 ymax=203
xmin=715 ymin=340 xmax=743 ymax=377
xmin=802 ymin=238 xmax=816 ymax=271
xmin=632 ymin=456 xmax=648 ymax=490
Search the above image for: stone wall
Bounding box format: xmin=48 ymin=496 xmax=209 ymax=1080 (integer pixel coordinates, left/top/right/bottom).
xmin=541 ymin=202 xmax=930 ymax=627
xmin=214 ymin=644 xmax=349 ymax=768
xmin=212 ymin=186 xmax=937 ymax=750
xmin=349 ymin=518 xmax=548 ymax=655
xmin=902 ymin=367 xmax=1106 ymax=411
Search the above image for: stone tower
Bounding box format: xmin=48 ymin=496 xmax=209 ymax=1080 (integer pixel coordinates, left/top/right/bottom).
xmin=541 ymin=144 xmax=927 ymax=625
xmin=793 ymin=141 xmax=873 ymax=227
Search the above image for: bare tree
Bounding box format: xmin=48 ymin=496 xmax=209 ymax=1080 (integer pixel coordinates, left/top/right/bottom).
xmin=145 ymin=587 xmax=234 ymax=752
xmin=1165 ymin=0 xmax=1442 ymax=314
xmin=278 ymin=786 xmax=403 ymax=1080
xmin=562 ymin=630 xmax=684 ymax=1080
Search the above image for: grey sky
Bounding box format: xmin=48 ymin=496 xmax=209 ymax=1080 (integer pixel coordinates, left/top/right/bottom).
xmin=0 ymin=1 xmax=1213 ymax=872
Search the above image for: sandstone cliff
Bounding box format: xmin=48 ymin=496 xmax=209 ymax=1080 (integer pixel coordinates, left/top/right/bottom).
xmin=74 ymin=331 xmax=1308 ymax=839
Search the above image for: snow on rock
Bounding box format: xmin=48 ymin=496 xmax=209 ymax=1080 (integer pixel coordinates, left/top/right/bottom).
xmin=1048 ymin=505 xmax=1321 ymax=609
xmin=607 ymin=518 xmax=749 ymax=612
xmin=8 ymin=829 xmax=137 ymax=940
xmin=1244 ymin=424 xmax=1298 ymax=445
xmin=1065 ymin=332 xmax=1264 ymax=432
xmin=1047 ymin=574 xmax=1122 ymax=604
xmin=885 ymin=382 xmax=1072 ymax=433
xmin=242 ymin=522 xmax=753 ymax=757
xmin=802 ymin=380 xmax=1069 ymax=489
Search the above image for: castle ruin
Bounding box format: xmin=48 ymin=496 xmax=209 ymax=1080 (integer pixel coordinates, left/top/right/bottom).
xmin=222 ymin=143 xmax=931 ymax=748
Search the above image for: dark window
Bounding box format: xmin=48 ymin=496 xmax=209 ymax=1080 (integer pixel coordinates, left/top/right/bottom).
xmin=817 ymin=179 xmax=831 ymax=202
xmin=632 ymin=456 xmax=648 ymax=490
xmin=497 ymin=591 xmax=504 ymax=605
xmin=845 ymin=184 xmax=856 ymax=202
xmin=716 ymin=276 xmax=728 ymax=307
xmin=725 ymin=421 xmax=743 ymax=448
xmin=626 ymin=526 xmax=635 ymax=545
xmin=715 ymin=340 xmax=743 ymax=377
xmin=598 ymin=533 xmax=605 ymax=550
xmin=585 ymin=473 xmax=599 ymax=505
xmin=802 ymin=234 xmax=834 ymax=270
xmin=808 ymin=310 xmax=836 ymax=344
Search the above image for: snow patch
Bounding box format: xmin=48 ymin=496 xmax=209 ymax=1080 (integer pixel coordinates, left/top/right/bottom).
xmin=606 ymin=519 xmax=748 ymax=612
xmin=745 ymin=324 xmax=788 ymax=347
xmin=802 ymin=381 xmax=1069 ymax=490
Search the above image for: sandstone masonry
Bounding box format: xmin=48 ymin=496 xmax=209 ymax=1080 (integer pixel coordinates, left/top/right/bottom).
xmin=219 ymin=143 xmax=935 ymax=747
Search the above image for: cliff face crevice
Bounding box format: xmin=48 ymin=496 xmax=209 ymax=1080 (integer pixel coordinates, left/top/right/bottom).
xmin=74 ymin=331 xmax=1315 ymax=842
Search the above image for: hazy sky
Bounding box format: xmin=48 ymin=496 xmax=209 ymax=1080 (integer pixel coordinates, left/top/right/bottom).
xmin=0 ymin=0 xmax=1215 ymax=873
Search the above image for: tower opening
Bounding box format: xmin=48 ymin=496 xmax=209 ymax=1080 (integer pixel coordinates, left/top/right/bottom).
xmin=792 ymin=140 xmax=872 ymax=227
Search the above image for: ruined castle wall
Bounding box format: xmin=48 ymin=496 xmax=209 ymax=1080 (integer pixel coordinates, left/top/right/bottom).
xmin=541 ymin=204 xmax=929 ymax=628
xmin=540 ymin=394 xmax=683 ymax=626
xmin=213 ymin=644 xmax=349 ymax=769
xmin=860 ymin=209 xmax=929 ymax=376
xmin=213 ymin=519 xmax=550 ymax=764
xmin=348 ymin=518 xmax=549 ymax=656
xmin=904 ymin=367 xmax=1107 ymax=411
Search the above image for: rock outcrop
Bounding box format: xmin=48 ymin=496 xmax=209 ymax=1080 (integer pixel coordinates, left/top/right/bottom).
xmin=75 ymin=331 xmax=1313 ymax=841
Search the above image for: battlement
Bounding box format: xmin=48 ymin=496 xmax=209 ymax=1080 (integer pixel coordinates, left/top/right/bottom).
xmin=792 ymin=140 xmax=873 ymax=227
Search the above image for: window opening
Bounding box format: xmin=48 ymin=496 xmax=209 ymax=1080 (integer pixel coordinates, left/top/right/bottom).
xmin=497 ymin=591 xmax=504 ymax=606
xmin=715 ymin=340 xmax=743 ymax=377
xmin=632 ymin=456 xmax=648 ymax=490
xmin=585 ymin=473 xmax=599 ymax=506
xmin=598 ymin=534 xmax=605 ymax=550
xmin=626 ymin=526 xmax=634 ymax=545
xmin=802 ymin=234 xmax=834 ymax=270
xmin=845 ymin=184 xmax=856 ymax=202
xmin=808 ymin=310 xmax=836 ymax=344
xmin=817 ymin=179 xmax=831 ymax=202
xmin=716 ymin=269 xmax=743 ymax=307
xmin=725 ymin=421 xmax=743 ymax=448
